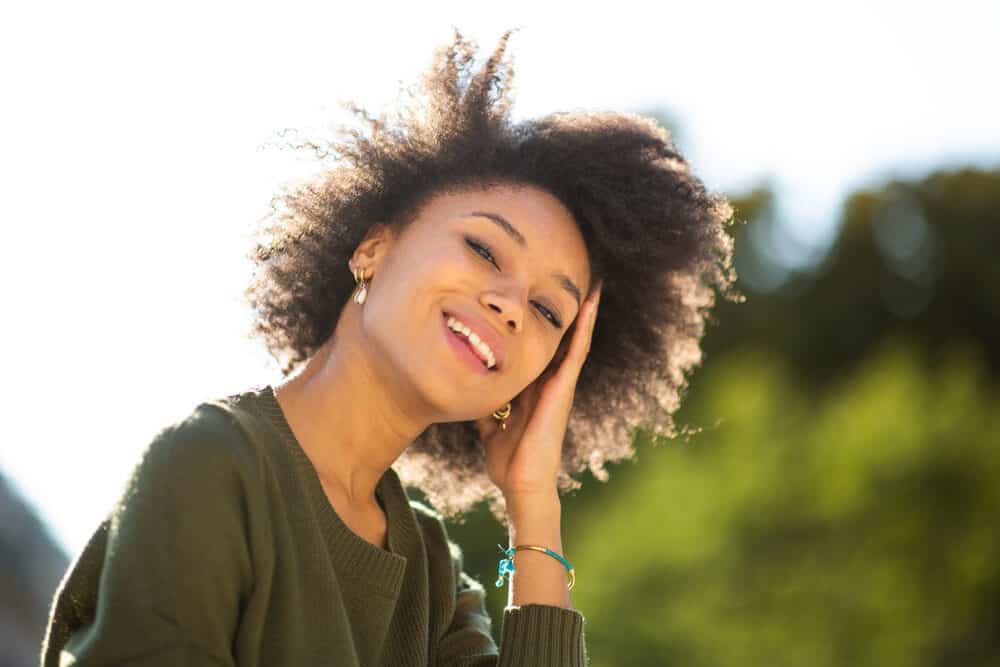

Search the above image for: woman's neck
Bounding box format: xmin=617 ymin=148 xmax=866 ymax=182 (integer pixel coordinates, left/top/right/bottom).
xmin=272 ymin=308 xmax=427 ymax=511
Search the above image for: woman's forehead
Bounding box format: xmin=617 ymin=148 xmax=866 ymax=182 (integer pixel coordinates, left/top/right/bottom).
xmin=419 ymin=184 xmax=591 ymax=287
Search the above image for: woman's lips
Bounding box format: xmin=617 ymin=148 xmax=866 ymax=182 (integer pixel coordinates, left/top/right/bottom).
xmin=442 ymin=311 xmax=493 ymax=375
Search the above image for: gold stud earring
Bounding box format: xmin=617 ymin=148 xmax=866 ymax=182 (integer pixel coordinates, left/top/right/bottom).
xmin=352 ymin=266 xmax=369 ymax=305
xmin=492 ymin=402 xmax=512 ymax=431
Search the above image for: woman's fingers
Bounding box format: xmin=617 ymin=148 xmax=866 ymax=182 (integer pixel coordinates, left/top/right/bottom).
xmin=560 ymin=280 xmax=603 ymax=379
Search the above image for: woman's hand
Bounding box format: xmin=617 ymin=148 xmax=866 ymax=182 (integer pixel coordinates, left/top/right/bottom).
xmin=474 ymin=280 xmax=603 ymax=500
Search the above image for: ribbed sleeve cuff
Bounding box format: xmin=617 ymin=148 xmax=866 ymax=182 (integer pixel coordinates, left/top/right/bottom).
xmin=497 ymin=603 xmax=587 ymax=666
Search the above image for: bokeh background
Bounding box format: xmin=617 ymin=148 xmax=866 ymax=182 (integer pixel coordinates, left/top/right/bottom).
xmin=3 ymin=2 xmax=998 ymax=665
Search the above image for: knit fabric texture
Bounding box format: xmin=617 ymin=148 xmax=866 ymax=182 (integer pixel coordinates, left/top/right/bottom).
xmin=39 ymin=384 xmax=588 ymax=666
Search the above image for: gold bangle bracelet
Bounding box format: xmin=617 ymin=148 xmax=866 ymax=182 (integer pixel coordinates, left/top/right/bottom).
xmin=495 ymin=543 xmax=576 ymax=591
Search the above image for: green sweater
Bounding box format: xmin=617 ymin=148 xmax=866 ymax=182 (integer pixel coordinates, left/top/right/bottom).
xmin=40 ymin=384 xmax=588 ymax=666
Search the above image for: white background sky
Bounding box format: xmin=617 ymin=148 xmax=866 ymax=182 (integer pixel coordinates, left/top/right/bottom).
xmin=2 ymin=1 xmax=998 ymax=557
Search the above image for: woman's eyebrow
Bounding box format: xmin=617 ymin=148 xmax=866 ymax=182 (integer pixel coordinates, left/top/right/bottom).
xmin=463 ymin=210 xmax=582 ymax=308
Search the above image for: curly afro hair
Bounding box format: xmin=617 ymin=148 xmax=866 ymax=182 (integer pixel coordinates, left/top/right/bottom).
xmin=243 ymin=27 xmax=742 ymax=525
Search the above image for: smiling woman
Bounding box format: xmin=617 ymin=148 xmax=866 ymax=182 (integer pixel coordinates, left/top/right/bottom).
xmin=41 ymin=25 xmax=741 ymax=667
xmin=244 ymin=29 xmax=741 ymax=525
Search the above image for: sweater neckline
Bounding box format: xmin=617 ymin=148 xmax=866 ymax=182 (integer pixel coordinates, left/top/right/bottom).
xmin=249 ymin=383 xmax=418 ymax=598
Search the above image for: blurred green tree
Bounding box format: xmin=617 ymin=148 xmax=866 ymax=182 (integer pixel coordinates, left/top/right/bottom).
xmin=568 ymin=338 xmax=999 ymax=666
xmin=708 ymin=167 xmax=1000 ymax=387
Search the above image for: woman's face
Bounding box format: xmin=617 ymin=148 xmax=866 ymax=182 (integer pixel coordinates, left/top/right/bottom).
xmin=355 ymin=182 xmax=592 ymax=422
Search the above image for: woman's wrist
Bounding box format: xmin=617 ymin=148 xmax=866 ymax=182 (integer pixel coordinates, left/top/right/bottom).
xmin=504 ymin=488 xmax=561 ymax=525
xmin=503 ymin=489 xmax=572 ymax=609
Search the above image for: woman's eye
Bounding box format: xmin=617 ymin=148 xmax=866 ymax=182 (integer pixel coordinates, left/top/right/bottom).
xmin=465 ymin=237 xmax=563 ymax=329
xmin=536 ymin=304 xmax=563 ymax=328
xmin=466 ymin=238 xmax=498 ymax=268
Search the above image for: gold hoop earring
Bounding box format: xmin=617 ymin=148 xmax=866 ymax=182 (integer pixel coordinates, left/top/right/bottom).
xmin=492 ymin=402 xmax=512 ymax=431
xmin=352 ymin=266 xmax=369 ymax=305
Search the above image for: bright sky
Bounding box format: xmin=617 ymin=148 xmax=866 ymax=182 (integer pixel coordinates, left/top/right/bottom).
xmin=2 ymin=1 xmax=998 ymax=557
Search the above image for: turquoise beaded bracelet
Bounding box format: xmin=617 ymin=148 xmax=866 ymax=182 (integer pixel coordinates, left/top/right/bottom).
xmin=495 ymin=544 xmax=576 ymax=591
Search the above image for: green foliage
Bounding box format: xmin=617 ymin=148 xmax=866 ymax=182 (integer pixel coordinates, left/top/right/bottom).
xmin=561 ymin=338 xmax=1000 ymax=666
xmin=707 ymin=166 xmax=1000 ymax=387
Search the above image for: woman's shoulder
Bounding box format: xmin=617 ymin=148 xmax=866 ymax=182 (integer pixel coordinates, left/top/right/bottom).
xmin=405 ymin=497 xmax=489 ymax=601
xmin=41 ymin=391 xmax=267 ymax=665
xmin=407 ymin=497 xmax=442 ymax=523
xmin=135 ymin=387 xmax=272 ymax=490
xmin=406 ymin=498 xmax=468 ymax=565
xmin=406 ymin=497 xmax=451 ymax=540
xmin=406 ymin=497 xmax=447 ymax=535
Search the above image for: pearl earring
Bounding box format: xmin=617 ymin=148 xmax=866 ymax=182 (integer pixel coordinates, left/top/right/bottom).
xmin=352 ymin=266 xmax=369 ymax=305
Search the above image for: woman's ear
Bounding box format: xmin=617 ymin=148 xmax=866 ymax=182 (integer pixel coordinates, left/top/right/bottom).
xmin=351 ymin=223 xmax=396 ymax=269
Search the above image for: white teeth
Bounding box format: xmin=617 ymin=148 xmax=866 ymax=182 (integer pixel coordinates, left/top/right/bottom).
xmin=446 ymin=316 xmax=497 ymax=369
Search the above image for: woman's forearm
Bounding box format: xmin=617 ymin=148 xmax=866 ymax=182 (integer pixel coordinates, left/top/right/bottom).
xmin=505 ymin=492 xmax=573 ymax=610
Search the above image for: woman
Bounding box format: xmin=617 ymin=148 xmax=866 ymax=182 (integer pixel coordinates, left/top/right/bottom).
xmin=41 ymin=28 xmax=739 ymax=666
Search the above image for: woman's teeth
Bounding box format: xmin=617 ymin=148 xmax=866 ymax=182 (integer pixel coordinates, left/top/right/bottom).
xmin=446 ymin=316 xmax=496 ymax=369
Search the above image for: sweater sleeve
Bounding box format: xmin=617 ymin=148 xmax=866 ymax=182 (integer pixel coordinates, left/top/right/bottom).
xmin=435 ymin=538 xmax=589 ymax=667
xmin=40 ymin=404 xmax=256 ymax=666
